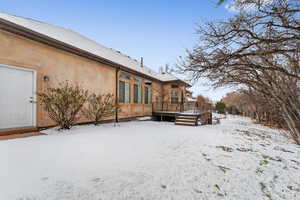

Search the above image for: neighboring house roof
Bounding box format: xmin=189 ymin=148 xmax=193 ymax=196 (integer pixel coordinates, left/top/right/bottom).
xmin=0 ymin=12 xmax=190 ymax=86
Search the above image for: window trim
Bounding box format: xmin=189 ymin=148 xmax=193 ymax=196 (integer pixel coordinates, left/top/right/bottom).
xmin=144 ymin=86 xmax=152 ymax=104
xmin=118 ymin=80 xmax=131 ymax=104
xmin=171 ymin=84 xmax=179 ymax=88
xmin=134 ymin=84 xmax=143 ymax=104
xmin=171 ymin=90 xmax=179 ymax=104
xmin=134 ymin=76 xmax=143 ymax=83
xmin=119 ymin=71 xmax=131 ymax=80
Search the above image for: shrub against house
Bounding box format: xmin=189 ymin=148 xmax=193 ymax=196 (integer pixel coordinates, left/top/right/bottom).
xmin=39 ymin=82 xmax=119 ymax=130
xmin=83 ymin=93 xmax=120 ymax=126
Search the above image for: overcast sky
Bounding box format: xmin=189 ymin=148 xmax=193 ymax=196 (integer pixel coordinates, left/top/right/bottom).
xmin=1 ymin=0 xmax=236 ymax=101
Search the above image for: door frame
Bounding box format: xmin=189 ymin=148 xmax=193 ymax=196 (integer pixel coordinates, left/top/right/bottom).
xmin=0 ymin=64 xmax=37 ymax=128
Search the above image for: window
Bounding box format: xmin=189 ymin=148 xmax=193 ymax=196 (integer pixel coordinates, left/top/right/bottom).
xmin=171 ymin=90 xmax=179 ymax=104
xmin=119 ymin=81 xmax=130 ymax=103
xmin=119 ymin=71 xmax=131 ymax=80
xmin=134 ymin=76 xmax=143 ymax=83
xmin=134 ymin=84 xmax=142 ymax=104
xmin=144 ymin=87 xmax=152 ymax=104
xmin=145 ymin=80 xmax=152 ymax=86
xmin=171 ymin=84 xmax=179 ymax=88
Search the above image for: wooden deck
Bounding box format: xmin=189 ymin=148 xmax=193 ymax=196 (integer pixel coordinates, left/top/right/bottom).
xmin=153 ymin=111 xmax=183 ymax=117
xmin=153 ymin=111 xmax=212 ymax=126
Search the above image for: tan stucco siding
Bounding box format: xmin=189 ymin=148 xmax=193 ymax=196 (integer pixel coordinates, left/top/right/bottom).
xmin=162 ymin=83 xmax=186 ymax=102
xmin=0 ymin=30 xmax=116 ymax=127
xmin=1 ymin=29 xmax=191 ymax=128
xmin=118 ymin=72 xmax=162 ymax=118
xmin=159 ymin=82 xmax=187 ymax=112
xmin=152 ymin=81 xmax=162 ymax=103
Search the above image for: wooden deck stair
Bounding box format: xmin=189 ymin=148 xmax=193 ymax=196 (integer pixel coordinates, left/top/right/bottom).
xmin=175 ymin=114 xmax=198 ymax=126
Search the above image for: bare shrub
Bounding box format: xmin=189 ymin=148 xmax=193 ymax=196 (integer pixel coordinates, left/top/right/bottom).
xmin=83 ymin=93 xmax=119 ymax=125
xmin=39 ymin=82 xmax=89 ymax=130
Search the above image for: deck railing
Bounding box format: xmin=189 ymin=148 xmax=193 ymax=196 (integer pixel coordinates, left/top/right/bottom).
xmin=152 ymin=102 xmax=212 ymax=113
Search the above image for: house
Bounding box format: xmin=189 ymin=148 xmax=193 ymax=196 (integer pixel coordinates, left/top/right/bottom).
xmin=185 ymin=90 xmax=197 ymax=102
xmin=0 ymin=13 xmax=192 ymax=133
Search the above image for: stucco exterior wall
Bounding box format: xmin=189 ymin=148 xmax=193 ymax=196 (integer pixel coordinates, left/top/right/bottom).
xmin=0 ymin=29 xmax=189 ymax=129
xmin=160 ymin=82 xmax=187 ymax=112
xmin=0 ymin=30 xmax=117 ymax=127
xmin=162 ymin=82 xmax=187 ymax=102
xmin=118 ymin=72 xmax=162 ymax=118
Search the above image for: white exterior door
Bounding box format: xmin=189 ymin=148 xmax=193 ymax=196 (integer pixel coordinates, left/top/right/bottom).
xmin=0 ymin=65 xmax=36 ymax=129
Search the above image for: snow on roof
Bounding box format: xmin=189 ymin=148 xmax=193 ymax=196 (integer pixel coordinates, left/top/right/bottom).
xmin=0 ymin=12 xmax=190 ymax=84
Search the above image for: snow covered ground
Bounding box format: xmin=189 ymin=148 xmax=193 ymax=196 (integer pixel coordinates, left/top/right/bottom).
xmin=0 ymin=115 xmax=299 ymax=200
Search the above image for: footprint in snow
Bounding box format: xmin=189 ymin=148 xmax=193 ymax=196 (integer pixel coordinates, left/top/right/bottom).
xmin=161 ymin=184 xmax=167 ymax=189
xmin=92 ymin=178 xmax=101 ymax=183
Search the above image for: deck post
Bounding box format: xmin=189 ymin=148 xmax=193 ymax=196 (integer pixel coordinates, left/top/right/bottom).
xmin=208 ymin=112 xmax=212 ymax=124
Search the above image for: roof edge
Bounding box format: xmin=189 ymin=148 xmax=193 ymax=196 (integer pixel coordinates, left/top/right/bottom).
xmin=0 ymin=17 xmax=164 ymax=83
xmin=0 ymin=15 xmax=191 ymax=86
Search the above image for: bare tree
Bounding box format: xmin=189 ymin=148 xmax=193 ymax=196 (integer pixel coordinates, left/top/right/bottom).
xmin=180 ymin=0 xmax=300 ymax=144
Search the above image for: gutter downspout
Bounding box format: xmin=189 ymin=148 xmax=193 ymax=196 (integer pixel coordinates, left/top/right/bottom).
xmin=115 ymin=67 xmax=120 ymax=123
